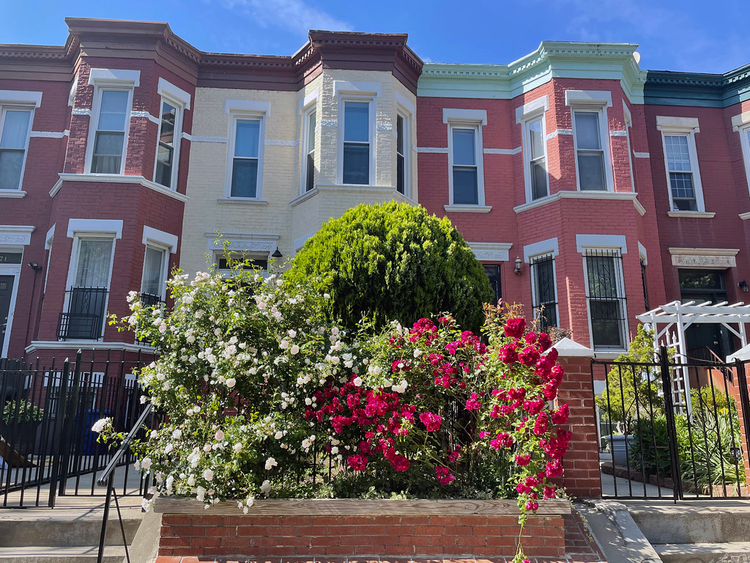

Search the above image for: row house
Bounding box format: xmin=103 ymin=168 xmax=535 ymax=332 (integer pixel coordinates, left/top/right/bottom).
xmin=1 ymin=18 xmax=749 ymax=367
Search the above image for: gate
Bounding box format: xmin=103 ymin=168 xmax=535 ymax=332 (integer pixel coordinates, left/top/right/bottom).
xmin=0 ymin=349 xmax=158 ymax=507
xmin=592 ymin=346 xmax=750 ymax=500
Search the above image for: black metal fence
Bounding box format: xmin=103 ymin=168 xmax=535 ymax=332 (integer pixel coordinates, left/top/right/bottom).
xmin=592 ymin=346 xmax=750 ymax=500
xmin=0 ymin=349 xmax=158 ymax=508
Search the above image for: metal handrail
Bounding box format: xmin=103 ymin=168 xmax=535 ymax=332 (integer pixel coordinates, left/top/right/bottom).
xmin=95 ymin=403 xmax=152 ymax=563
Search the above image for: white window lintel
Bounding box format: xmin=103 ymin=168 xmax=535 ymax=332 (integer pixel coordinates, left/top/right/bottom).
xmin=576 ymin=234 xmax=627 ymax=254
xmin=516 ymin=95 xmax=548 ymax=124
xmin=299 ymin=88 xmax=320 ymax=114
xmin=224 ymin=99 xmax=271 ymax=115
xmin=142 ymin=226 xmax=178 ymax=253
xmin=656 ymin=116 xmax=700 ymax=133
xmin=88 ymin=68 xmax=141 ymax=88
xmin=395 ymin=91 xmax=415 ymax=116
xmin=66 ymin=219 xmax=123 ymax=239
xmin=443 ymin=108 xmax=487 ymax=125
xmin=157 ymin=78 xmax=191 ymax=110
xmin=333 ymin=81 xmax=381 ymax=97
xmin=565 ymin=90 xmax=613 ymax=107
xmin=523 ymin=237 xmax=559 ymax=263
xmin=0 ymin=90 xmax=42 ymax=107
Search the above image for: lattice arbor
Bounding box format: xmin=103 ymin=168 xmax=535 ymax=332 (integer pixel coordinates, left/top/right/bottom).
xmin=637 ymin=300 xmax=750 ymax=413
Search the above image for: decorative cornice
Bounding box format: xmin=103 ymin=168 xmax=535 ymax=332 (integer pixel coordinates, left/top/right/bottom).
xmin=51 ymin=173 xmax=189 ymax=203
xmin=645 ymin=64 xmax=750 ymax=107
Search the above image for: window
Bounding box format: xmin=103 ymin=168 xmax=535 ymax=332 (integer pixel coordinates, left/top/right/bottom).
xmin=396 ymin=113 xmax=409 ymax=195
xmin=525 ymin=116 xmax=548 ymax=200
xmin=230 ymin=118 xmax=262 ymax=198
xmin=623 ymin=104 xmax=636 ymax=191
xmin=640 ymin=257 xmax=649 ymax=311
xmin=664 ymin=135 xmax=697 ymax=211
xmin=302 ymin=108 xmax=316 ymax=193
xmin=483 ymin=264 xmax=501 ymax=305
xmin=342 ymin=101 xmax=371 ymax=185
xmin=0 ymin=108 xmax=32 ymax=190
xmin=141 ymin=246 xmax=167 ymax=306
xmin=452 ymin=127 xmax=480 ymax=204
xmin=91 ymin=90 xmax=130 ymax=174
xmin=584 ymin=250 xmax=627 ymax=350
xmin=215 ymin=251 xmax=268 ymax=279
xmin=573 ymin=111 xmax=607 ymax=191
xmin=530 ymin=254 xmax=557 ymax=330
xmin=154 ymin=100 xmax=179 ymax=189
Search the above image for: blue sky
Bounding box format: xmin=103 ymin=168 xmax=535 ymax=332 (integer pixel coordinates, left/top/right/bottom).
xmin=1 ymin=0 xmax=747 ymax=73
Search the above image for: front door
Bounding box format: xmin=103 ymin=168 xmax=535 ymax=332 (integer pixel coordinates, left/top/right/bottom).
xmin=679 ymin=269 xmax=733 ymax=360
xmin=0 ymin=275 xmax=14 ymax=354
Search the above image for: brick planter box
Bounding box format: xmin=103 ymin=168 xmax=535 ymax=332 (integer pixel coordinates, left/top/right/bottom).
xmin=155 ymin=497 xmax=571 ymax=560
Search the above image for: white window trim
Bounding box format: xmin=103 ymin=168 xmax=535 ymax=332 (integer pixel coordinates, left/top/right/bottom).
xmin=445 ymin=110 xmax=486 ymax=207
xmin=44 ymin=224 xmax=55 ymax=294
xmin=396 ymin=104 xmax=412 ymax=198
xmin=225 ymin=109 xmax=267 ymax=199
xmin=732 ymin=112 xmax=750 ymax=196
xmin=300 ymin=101 xmax=317 ymax=196
xmin=152 ymin=93 xmax=185 ymax=191
xmin=337 ymin=95 xmax=377 ymax=186
xmin=64 ymin=221 xmax=121 ymax=340
xmin=518 ymin=98 xmax=549 ymax=203
xmin=0 ymin=251 xmax=23 ymax=357
xmin=0 ymin=103 xmax=35 ymax=191
xmin=142 ymin=225 xmax=178 ymax=253
xmin=157 ymin=78 xmax=191 ymax=110
xmin=88 ymin=69 xmax=140 ymax=88
xmin=523 ymin=237 xmax=559 ymax=263
xmin=566 ymin=90 xmax=614 ymax=193
xmin=656 ymin=116 xmax=705 ymax=213
xmin=85 ymin=86 xmax=134 ymax=175
xmin=141 ymin=245 xmax=170 ymax=301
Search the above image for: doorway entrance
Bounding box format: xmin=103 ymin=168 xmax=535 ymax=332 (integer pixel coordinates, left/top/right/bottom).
xmin=679 ymin=269 xmax=734 ymax=361
xmin=0 ymin=275 xmax=15 ymax=356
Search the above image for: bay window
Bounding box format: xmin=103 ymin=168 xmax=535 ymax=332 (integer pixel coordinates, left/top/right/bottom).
xmin=91 ymin=90 xmax=130 ymax=174
xmin=525 ymin=116 xmax=548 ymax=200
xmin=566 ymin=90 xmax=614 ymax=192
xmin=342 ymin=101 xmax=371 ymax=185
xmin=396 ymin=113 xmax=410 ymax=195
xmin=154 ymin=100 xmax=178 ymax=189
xmin=229 ymin=117 xmax=263 ymax=198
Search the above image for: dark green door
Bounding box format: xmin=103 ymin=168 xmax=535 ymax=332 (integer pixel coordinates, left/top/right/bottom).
xmin=678 ymin=269 xmax=732 ymax=361
xmin=0 ymin=275 xmax=14 ymax=354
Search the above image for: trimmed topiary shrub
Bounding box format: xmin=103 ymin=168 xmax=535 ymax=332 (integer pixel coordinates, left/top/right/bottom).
xmin=285 ymin=202 xmax=493 ymax=332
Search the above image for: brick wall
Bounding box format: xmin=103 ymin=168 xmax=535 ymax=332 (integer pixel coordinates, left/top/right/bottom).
xmin=158 ymin=513 xmax=565 ymax=560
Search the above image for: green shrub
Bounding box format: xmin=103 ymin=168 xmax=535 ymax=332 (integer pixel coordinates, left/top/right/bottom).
xmin=628 ymin=415 xmax=672 ymax=478
xmin=2 ymin=399 xmax=44 ymax=425
xmin=284 ymin=202 xmax=493 ymax=333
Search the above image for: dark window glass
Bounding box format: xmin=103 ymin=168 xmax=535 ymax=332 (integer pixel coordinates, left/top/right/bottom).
xmin=484 ymin=264 xmax=501 ymax=305
xmin=531 ymin=255 xmax=557 ymax=330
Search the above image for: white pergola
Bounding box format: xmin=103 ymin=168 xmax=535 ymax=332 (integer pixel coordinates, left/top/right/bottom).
xmin=637 ymin=300 xmax=750 ymax=414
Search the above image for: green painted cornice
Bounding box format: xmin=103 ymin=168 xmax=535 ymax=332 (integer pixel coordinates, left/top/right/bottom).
xmin=418 ymin=41 xmax=647 ymax=103
xmin=645 ymin=64 xmax=750 ymax=108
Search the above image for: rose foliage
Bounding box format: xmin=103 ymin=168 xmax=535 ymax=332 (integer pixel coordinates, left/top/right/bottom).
xmin=115 ymin=260 xmax=571 ymax=562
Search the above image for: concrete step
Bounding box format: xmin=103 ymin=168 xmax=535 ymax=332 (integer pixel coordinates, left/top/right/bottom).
xmin=0 ymin=516 xmax=141 ymax=547
xmin=0 ymin=545 xmax=126 ymax=562
xmin=654 ymin=541 xmax=750 ymax=563
xmin=627 ymin=501 xmax=750 ymax=543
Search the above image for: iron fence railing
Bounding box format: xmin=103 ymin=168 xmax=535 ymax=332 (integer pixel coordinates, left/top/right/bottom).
xmin=57 ymin=287 xmax=109 ymax=340
xmin=0 ymin=349 xmax=159 ymax=508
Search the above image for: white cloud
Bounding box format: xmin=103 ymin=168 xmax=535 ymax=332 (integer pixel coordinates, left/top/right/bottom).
xmin=219 ymin=0 xmax=352 ymax=36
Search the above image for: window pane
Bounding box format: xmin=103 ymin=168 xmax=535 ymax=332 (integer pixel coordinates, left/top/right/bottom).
xmin=664 ymin=135 xmax=691 ymax=172
xmin=397 ymin=115 xmax=404 ymax=155
xmin=1 ymin=110 xmax=31 ymax=149
xmin=574 ymin=112 xmax=601 ymax=150
xmin=343 ymin=143 xmax=369 ymax=184
xmin=397 ymin=154 xmax=405 ymax=194
xmin=0 ymin=150 xmax=24 ymax=190
xmin=344 ymin=102 xmax=369 ymax=143
xmin=235 ymin=120 xmax=260 ymax=158
xmin=231 ymin=159 xmax=258 ymax=197
xmin=306 ymin=153 xmax=315 ymax=192
xmin=591 ymin=303 xmax=624 ymax=348
xmin=98 ymin=91 xmax=129 ymax=131
xmin=92 ymin=132 xmax=124 ymax=173
xmin=586 ymin=255 xmax=618 ymax=299
xmin=155 ymin=144 xmax=173 ymax=188
xmin=142 ymin=247 xmax=165 ymax=297
xmin=679 ymin=270 xmax=724 ymax=291
xmin=453 ymin=167 xmax=478 ymax=204
xmin=75 ymin=240 xmax=113 ymax=288
xmin=452 ymin=129 xmax=476 ymax=165
xmin=530 ymin=160 xmax=547 ymax=200
xmin=578 ymin=153 xmax=606 ymax=191
xmin=159 ymin=102 xmax=176 ymax=146
xmin=484 ymin=264 xmax=502 ymax=304
xmin=669 ymin=172 xmax=696 ymax=208
xmin=528 ymin=117 xmax=544 ymax=159
xmin=307 ymin=111 xmax=316 ymax=153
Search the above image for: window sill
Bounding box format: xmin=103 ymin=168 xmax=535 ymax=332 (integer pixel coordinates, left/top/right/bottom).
xmin=0 ymin=190 xmax=26 ymax=198
xmin=444 ymin=204 xmax=493 ymax=213
xmin=52 ymin=173 xmax=189 ymax=202
xmin=667 ymin=211 xmax=715 ymax=219
xmin=592 ymin=350 xmax=627 ymax=360
xmin=217 ymin=198 xmax=268 ymax=206
xmin=514 ymin=190 xmax=645 ymax=216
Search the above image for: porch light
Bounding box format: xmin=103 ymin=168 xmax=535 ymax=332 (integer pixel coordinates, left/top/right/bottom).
xmin=272 ymin=247 xmax=283 ymax=259
xmin=514 ymin=256 xmax=522 ymax=275
xmin=739 ymin=280 xmax=749 ymax=293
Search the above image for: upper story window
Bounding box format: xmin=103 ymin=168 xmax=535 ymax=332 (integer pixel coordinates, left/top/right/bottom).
xmin=517 ymin=96 xmax=549 ymax=202
xmin=396 ymin=114 xmax=407 ymax=195
xmin=140 ymin=226 xmax=178 ymax=306
xmin=566 ymin=90 xmax=614 ymax=192
xmin=444 ymin=108 xmax=487 ymax=207
xmin=0 ymin=107 xmax=33 ymax=191
xmin=302 ymin=107 xmax=316 ymax=193
xmin=733 ymin=112 xmax=750 ymax=194
xmin=154 ymin=79 xmax=190 ymax=190
xmin=656 ymin=116 xmax=704 ymax=213
xmin=342 ymin=101 xmax=371 ymax=185
xmin=623 ymin=103 xmax=636 ymax=191
xmin=224 ymin=99 xmax=269 ymax=200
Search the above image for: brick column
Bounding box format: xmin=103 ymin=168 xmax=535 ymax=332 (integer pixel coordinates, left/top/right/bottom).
xmin=552 ymin=338 xmax=601 ymax=498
